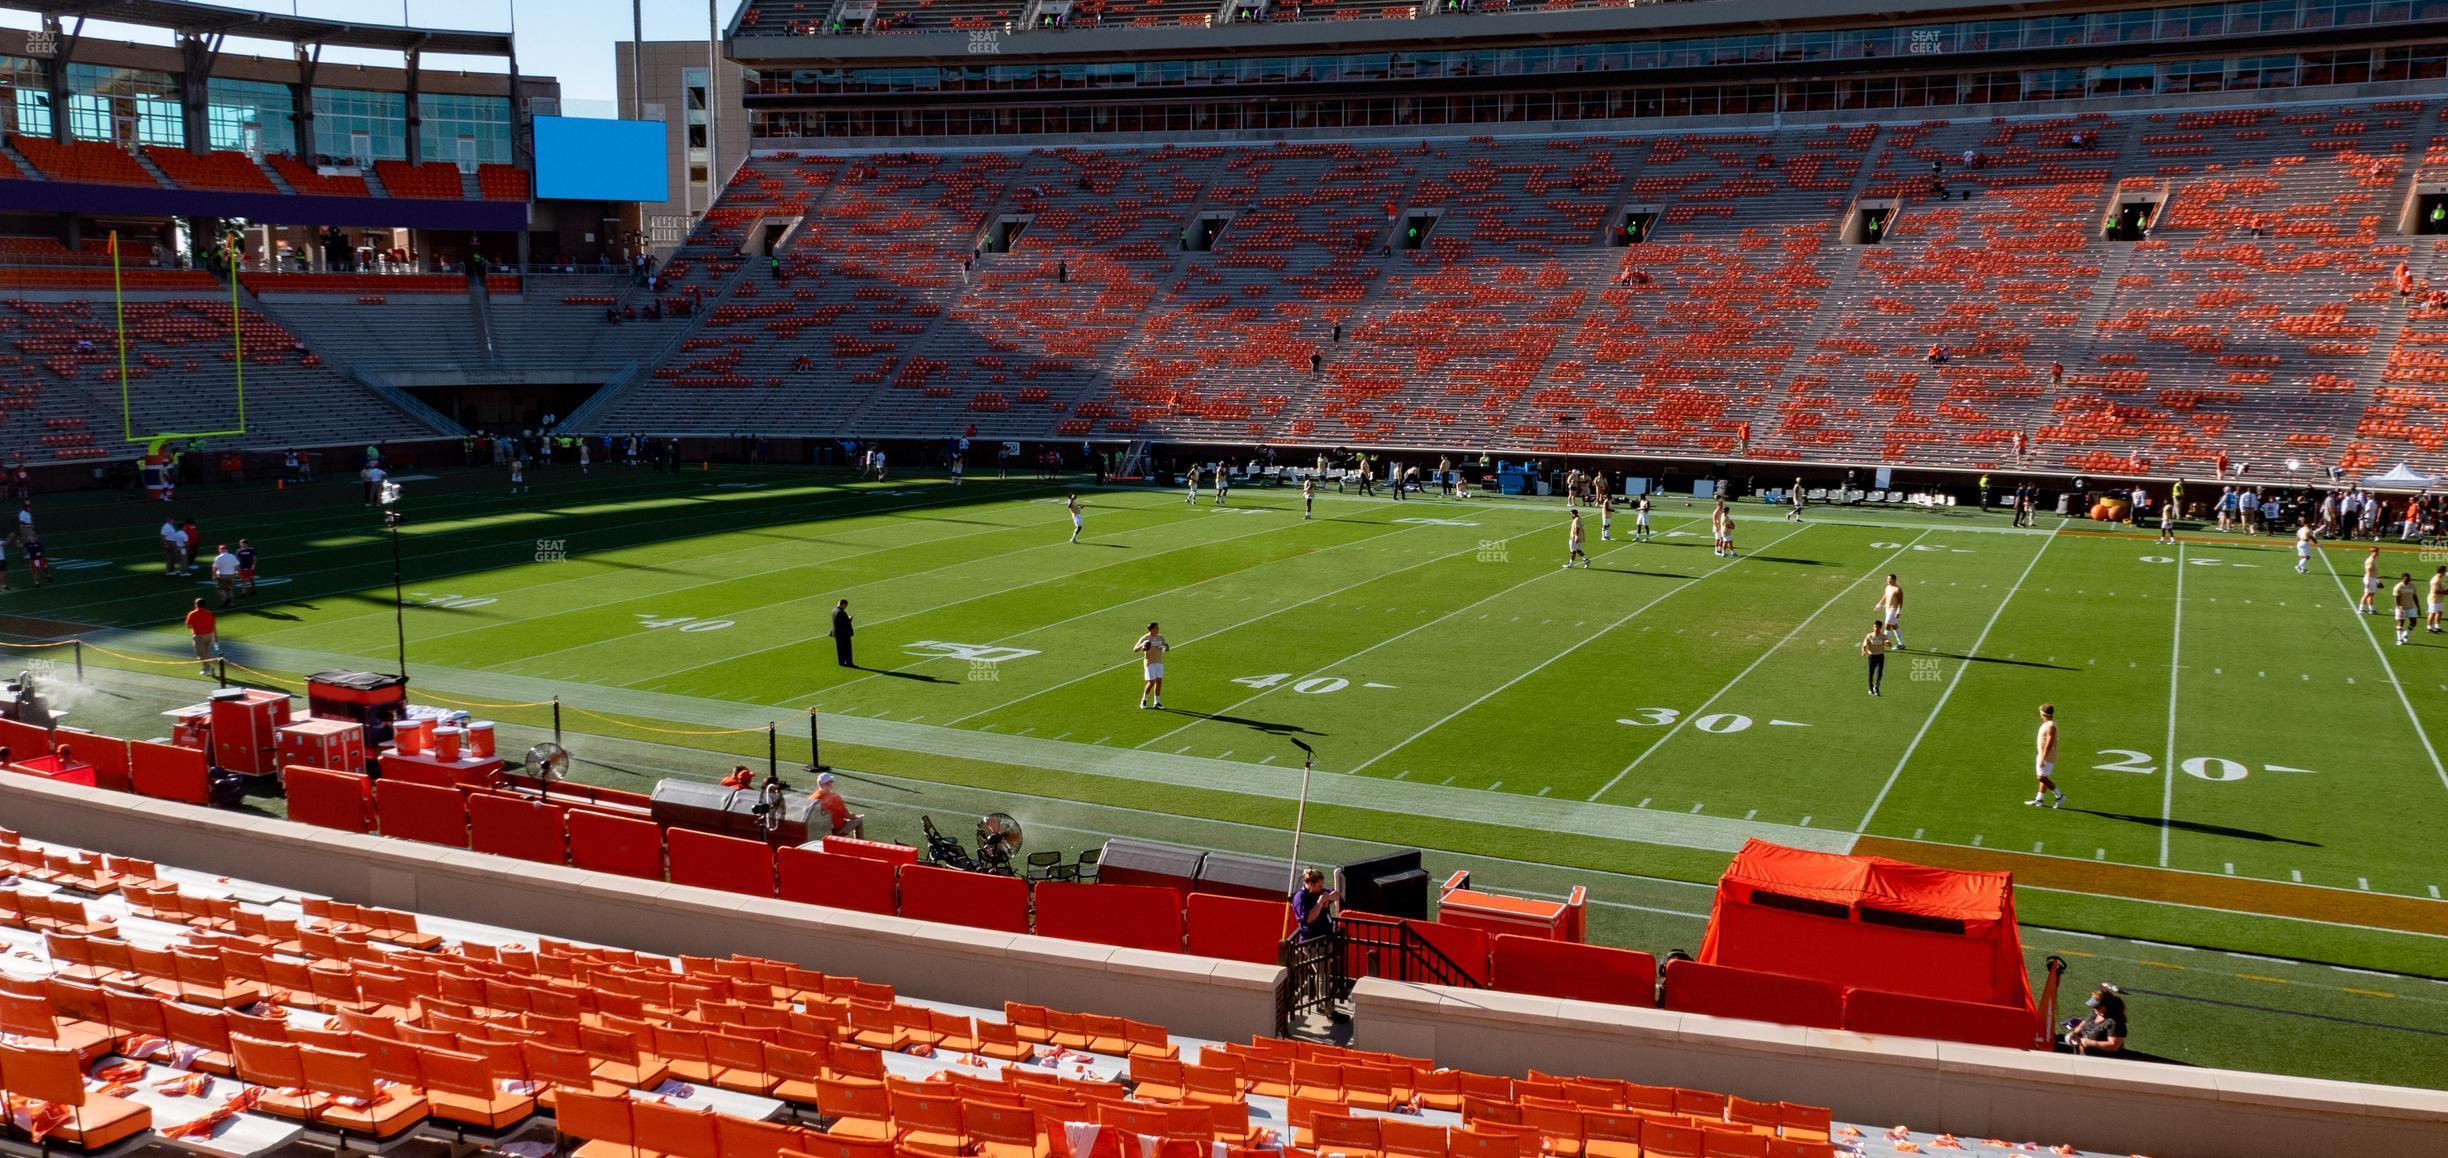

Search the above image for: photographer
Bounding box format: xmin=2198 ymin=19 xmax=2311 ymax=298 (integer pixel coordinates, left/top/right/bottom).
xmin=1290 ymin=868 xmax=1339 ymax=942
xmin=2065 ymin=983 xmax=2130 ymax=1057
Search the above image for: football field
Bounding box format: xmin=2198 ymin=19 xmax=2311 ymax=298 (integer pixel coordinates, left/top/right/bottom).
xmin=15 ymin=463 xmax=2448 ymax=1083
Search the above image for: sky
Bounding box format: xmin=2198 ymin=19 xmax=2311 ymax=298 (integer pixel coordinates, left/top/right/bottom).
xmin=0 ymin=0 xmax=749 ymax=112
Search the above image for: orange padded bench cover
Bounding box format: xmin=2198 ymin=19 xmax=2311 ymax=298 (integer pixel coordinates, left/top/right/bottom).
xmin=567 ymin=810 xmax=665 ymax=879
xmin=373 ymin=779 xmax=470 ymax=848
xmin=666 ymin=829 xmax=777 ymax=897
xmin=897 ymin=863 xmax=1030 ymax=934
xmin=1034 ymin=881 xmax=1183 ymax=953
xmin=1185 ymin=892 xmax=1286 ymax=965
xmin=283 ymin=765 xmax=376 ymax=833
xmin=1491 ymin=933 xmax=1656 ymax=1006
xmin=467 ymin=794 xmax=571 ymax=865
xmin=1662 ymin=958 xmax=1843 ymax=1029
xmin=777 ymin=846 xmax=897 ymax=915
xmin=1843 ymin=986 xmax=2040 ymax=1050
xmin=128 ymin=739 xmax=209 ymax=806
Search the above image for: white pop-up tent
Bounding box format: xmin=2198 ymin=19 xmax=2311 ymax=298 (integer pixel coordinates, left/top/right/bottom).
xmin=2360 ymin=463 xmax=2441 ymax=490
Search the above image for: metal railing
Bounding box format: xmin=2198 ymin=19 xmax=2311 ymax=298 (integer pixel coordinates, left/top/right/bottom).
xmin=1337 ymin=912 xmax=1488 ymax=990
xmin=1275 ymin=933 xmax=1345 ymax=1036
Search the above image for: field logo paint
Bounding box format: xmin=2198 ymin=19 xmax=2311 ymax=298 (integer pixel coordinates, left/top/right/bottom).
xmin=535 ymin=538 xmax=569 ymax=563
xmin=1911 ymin=657 xmax=1943 ymax=682
xmin=968 ymin=660 xmax=1000 ymax=682
xmin=905 ymin=640 xmax=1041 ymax=664
xmin=1394 ymin=518 xmax=1480 ymax=527
xmin=1476 ymin=539 xmax=1510 ymax=563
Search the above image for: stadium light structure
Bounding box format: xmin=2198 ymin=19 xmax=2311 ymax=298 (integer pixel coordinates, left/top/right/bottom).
xmin=380 ymin=480 xmax=408 ymax=680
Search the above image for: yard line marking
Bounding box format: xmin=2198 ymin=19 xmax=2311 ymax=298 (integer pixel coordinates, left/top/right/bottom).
xmin=2432 ymin=886 xmax=2442 ymax=900
xmin=1218 ymin=751 xmax=1233 ymax=760
xmin=2291 ymin=869 xmax=2304 ymax=883
xmin=2033 ymin=842 xmax=2044 ymax=853
xmin=2318 ymin=546 xmax=2448 ymax=798
xmin=1857 ymin=521 xmax=2067 ymax=832
xmin=1591 ymin=528 xmax=1923 ymax=801
xmin=1051 ymin=732 xmax=1069 ymax=741
xmin=654 ymin=505 xmax=1333 ymax=694
xmin=1093 ymin=736 xmax=1111 ymax=746
xmin=2136 ymin=960 xmax=2184 ymax=971
xmin=2095 ymin=849 xmax=2106 ymax=860
xmin=1537 ymin=786 xmax=1553 ymax=797
xmin=937 ymin=517 xmax=1510 ymax=727
xmin=1970 ymin=834 xmax=1983 ymax=847
xmin=1744 ymin=809 xmax=1758 ymax=820
xmin=1913 ymin=827 xmax=1925 ymax=840
xmin=1347 ymin=522 xmax=1810 ymax=776
xmin=2225 ymin=863 xmax=2235 ymax=875
xmin=2234 ymin=974 xmax=2289 ymax=985
xmin=2343 ymin=987 xmax=2397 ymax=999
xmin=2160 ymin=541 xmax=2186 ymax=867
xmin=1259 ymin=755 xmax=1275 ymax=764
xmin=1638 ymin=798 xmax=1652 ymax=809
xmin=1689 ymin=803 xmax=1704 ymax=814
xmin=1489 ymin=780 xmax=1505 ymax=791
xmin=1130 ymin=520 xmax=1712 ymax=752
xmin=1798 ymin=815 xmax=1812 ymax=827
xmin=2359 ymin=878 xmax=2371 ymax=891
xmin=1393 ymin=769 xmax=1410 ymax=780
xmin=2226 ymin=952 xmax=2291 ymax=964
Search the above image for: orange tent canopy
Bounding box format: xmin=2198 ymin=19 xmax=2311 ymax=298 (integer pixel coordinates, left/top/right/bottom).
xmin=1699 ymin=839 xmax=2037 ymax=1016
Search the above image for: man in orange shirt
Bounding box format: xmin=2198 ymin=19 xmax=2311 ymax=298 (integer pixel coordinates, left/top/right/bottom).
xmin=184 ymin=598 xmax=217 ymax=677
xmin=810 ymin=772 xmax=863 ymax=838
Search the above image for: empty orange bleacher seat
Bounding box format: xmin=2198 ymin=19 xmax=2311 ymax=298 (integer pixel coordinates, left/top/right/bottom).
xmin=1659 ymin=959 xmax=1843 ymax=1029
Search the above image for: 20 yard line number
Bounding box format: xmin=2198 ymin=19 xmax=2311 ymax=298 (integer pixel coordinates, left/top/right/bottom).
xmin=635 ymin=612 xmax=736 ymax=633
xmin=2093 ymin=749 xmax=2315 ymax=781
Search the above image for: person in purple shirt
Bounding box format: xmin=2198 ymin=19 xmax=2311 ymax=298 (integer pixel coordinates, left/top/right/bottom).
xmin=1290 ymin=868 xmax=1340 ymax=942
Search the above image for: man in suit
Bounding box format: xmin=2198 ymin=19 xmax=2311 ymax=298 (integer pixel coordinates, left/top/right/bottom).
xmin=831 ymin=599 xmax=855 ymax=667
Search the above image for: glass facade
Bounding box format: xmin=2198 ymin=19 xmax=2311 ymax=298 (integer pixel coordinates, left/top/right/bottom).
xmin=66 ymin=62 xmax=181 ymax=146
xmin=0 ymin=55 xmax=45 ymax=138
xmin=745 ymin=0 xmax=2444 ymax=100
xmin=206 ymin=77 xmax=297 ymax=155
xmin=750 ymin=43 xmax=2448 ymax=139
xmin=416 ymin=92 xmax=511 ymax=168
xmin=312 ymin=87 xmax=409 ymax=162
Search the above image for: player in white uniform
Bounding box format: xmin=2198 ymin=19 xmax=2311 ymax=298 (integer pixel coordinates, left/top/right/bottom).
xmin=579 ymin=440 xmax=591 ymax=476
xmin=2295 ymin=521 xmax=2314 ymax=574
xmin=1877 ymin=575 xmax=1907 ymax=650
xmin=1787 ymin=477 xmax=1806 ymax=522
xmin=2026 ymin=704 xmax=2065 ymax=808
xmin=2392 ymin=573 xmax=2417 ymax=644
xmin=510 ymin=457 xmax=526 ymax=495
xmin=1213 ymin=465 xmax=1229 ymax=506
xmin=1185 ymin=464 xmax=1200 ymax=506
xmin=2429 ymin=566 xmax=2446 ymax=635
xmin=1634 ymin=495 xmax=1652 ymax=542
xmin=1563 ymin=510 xmax=1590 ymax=569
xmin=1067 ymin=494 xmax=1084 ymax=544
xmin=1301 ymin=478 xmax=1315 ymax=520
xmin=1599 ymin=494 xmax=1614 ymax=542
xmin=1714 ymin=499 xmax=1736 ymax=558
xmin=2360 ymin=546 xmax=2381 ymax=614
xmin=1134 ymin=623 xmax=1169 ymax=709
xmin=2156 ymin=499 xmax=2176 ymax=545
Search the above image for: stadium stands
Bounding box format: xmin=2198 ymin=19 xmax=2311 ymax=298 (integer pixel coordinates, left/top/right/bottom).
xmin=8 ymin=134 xmax=157 ymax=186
xmin=575 ymin=98 xmax=2448 ymax=475
xmin=265 ymin=154 xmax=374 ymax=198
xmin=144 ymin=146 xmax=280 ymax=194
xmin=0 ymin=823 xmax=1878 ymax=1158
xmin=373 ymin=159 xmax=472 ymax=200
xmin=0 ymin=292 xmax=448 ymax=462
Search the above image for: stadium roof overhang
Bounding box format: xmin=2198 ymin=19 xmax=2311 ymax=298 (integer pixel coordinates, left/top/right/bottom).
xmin=9 ymin=0 xmax=514 ymax=56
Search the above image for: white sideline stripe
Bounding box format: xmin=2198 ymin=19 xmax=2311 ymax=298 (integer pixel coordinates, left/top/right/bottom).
xmin=936 ymin=518 xmax=1494 ymax=727
xmin=1349 ymin=522 xmax=1812 ymax=776
xmin=2317 ymin=546 xmax=2448 ymax=798
xmin=1855 ymin=519 xmax=2066 ymax=833
xmin=1133 ymin=515 xmax=1712 ymax=752
xmin=1589 ymin=529 xmax=1929 ymax=801
xmin=2161 ymin=541 xmax=2186 ymax=868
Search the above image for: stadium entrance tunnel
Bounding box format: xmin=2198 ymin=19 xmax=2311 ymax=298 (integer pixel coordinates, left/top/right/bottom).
xmin=1843 ymin=199 xmax=1899 ymax=245
xmin=2105 ymin=197 xmax=2164 ymax=242
xmin=2406 ymin=186 xmax=2448 ymax=235
xmin=409 ymin=380 xmax=611 ymax=430
xmin=981 ymin=215 xmax=1033 ymax=253
xmin=1609 ymin=209 xmax=1656 ymax=247
xmin=1396 ymin=211 xmax=1442 ymax=251
xmin=1184 ymin=212 xmax=1233 ymax=252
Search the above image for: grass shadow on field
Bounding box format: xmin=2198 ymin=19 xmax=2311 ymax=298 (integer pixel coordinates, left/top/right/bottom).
xmin=860 ymin=667 xmax=956 ymax=685
xmin=1738 ymin=555 xmax=1832 ymax=566
xmin=2068 ymin=808 xmax=2322 ymax=847
xmin=1926 ymin=651 xmax=2077 ymax=671
xmin=1154 ymin=706 xmax=1323 ymax=738
xmin=1603 ymin=569 xmax=1696 ymax=580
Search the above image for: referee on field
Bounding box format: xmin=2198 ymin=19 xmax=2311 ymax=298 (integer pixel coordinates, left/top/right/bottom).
xmin=831 ymin=599 xmax=856 ymax=668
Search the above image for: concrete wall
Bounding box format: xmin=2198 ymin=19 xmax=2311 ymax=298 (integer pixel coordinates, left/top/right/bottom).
xmin=1352 ymin=979 xmax=2448 ymax=1158
xmin=0 ymin=775 xmax=1277 ymax=1043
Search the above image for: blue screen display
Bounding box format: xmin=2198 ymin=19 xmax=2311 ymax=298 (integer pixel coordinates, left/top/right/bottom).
xmin=532 ymin=116 xmax=669 ymax=202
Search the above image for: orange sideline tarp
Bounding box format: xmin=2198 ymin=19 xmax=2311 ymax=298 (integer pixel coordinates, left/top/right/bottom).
xmin=1699 ymin=839 xmax=2037 ymax=1018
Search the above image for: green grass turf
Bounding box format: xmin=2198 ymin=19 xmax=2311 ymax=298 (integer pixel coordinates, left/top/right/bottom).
xmin=14 ymin=463 xmax=2448 ymax=1088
